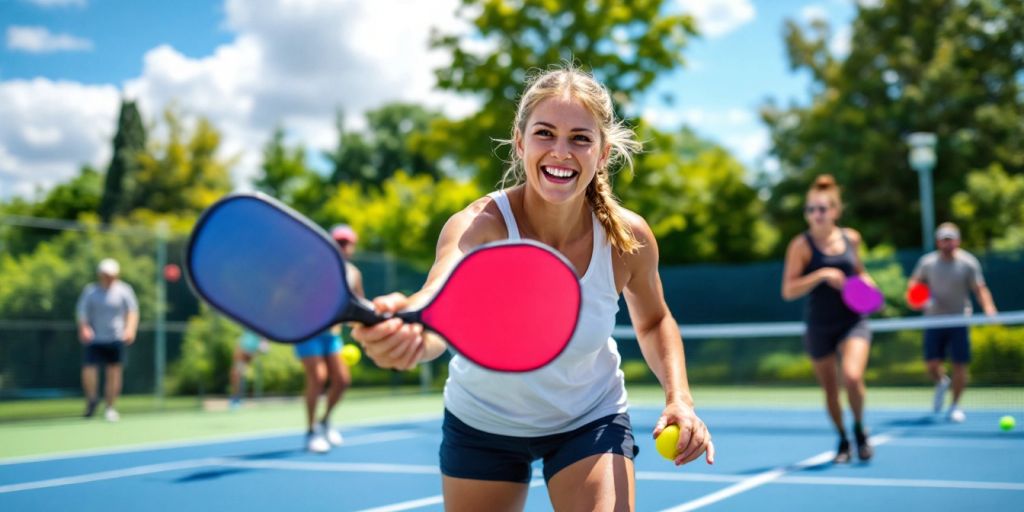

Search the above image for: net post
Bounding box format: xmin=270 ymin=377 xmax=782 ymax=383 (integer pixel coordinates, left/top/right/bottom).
xmin=154 ymin=220 xmax=169 ymax=408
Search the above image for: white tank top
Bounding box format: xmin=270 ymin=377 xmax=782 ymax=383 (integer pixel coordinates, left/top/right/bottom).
xmin=442 ymin=190 xmax=628 ymax=436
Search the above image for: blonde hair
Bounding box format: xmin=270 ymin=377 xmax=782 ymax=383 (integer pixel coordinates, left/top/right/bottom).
xmin=806 ymin=174 xmax=843 ymax=216
xmin=500 ymin=65 xmax=644 ymax=253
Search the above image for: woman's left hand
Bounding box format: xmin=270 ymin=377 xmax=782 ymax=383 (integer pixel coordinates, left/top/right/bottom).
xmin=653 ymin=401 xmax=715 ymax=466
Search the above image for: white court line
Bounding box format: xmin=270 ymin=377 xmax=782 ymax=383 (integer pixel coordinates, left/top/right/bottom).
xmin=353 ymin=477 xmax=547 ymax=512
xmin=885 ymin=437 xmax=1023 ymax=449
xmin=0 ymin=413 xmax=441 ymax=466
xmin=658 ymin=433 xmax=897 ymax=512
xmin=221 ymin=460 xmax=439 ymax=475
xmin=0 ymin=430 xmax=430 ymax=494
xmin=0 ymin=458 xmax=224 ymax=494
xmin=775 ymin=475 xmax=1024 ymax=491
xmin=637 ymin=471 xmax=1024 ymax=491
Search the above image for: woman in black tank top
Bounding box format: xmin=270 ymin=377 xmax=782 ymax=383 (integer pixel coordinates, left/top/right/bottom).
xmin=781 ymin=175 xmax=877 ymax=463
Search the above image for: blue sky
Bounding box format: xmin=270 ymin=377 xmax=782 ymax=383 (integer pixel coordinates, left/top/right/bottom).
xmin=0 ymin=0 xmax=862 ymax=199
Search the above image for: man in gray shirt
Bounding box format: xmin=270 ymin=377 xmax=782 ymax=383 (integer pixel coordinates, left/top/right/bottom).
xmin=907 ymin=223 xmax=997 ymax=423
xmin=77 ymin=258 xmax=139 ymax=421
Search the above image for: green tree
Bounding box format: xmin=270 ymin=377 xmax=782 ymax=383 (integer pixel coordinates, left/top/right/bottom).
xmin=429 ymin=0 xmax=698 ymax=186
xmin=98 ymin=99 xmax=147 ymax=222
xmin=129 ymin=110 xmax=234 ymax=215
xmin=951 ymin=163 xmax=1024 ymax=250
xmin=617 ymin=126 xmax=779 ymax=264
xmin=0 ymin=166 xmax=103 ymax=256
xmin=35 ymin=166 xmax=104 ymax=222
xmin=254 ymin=127 xmax=314 ymax=201
xmin=762 ymin=0 xmax=1024 ymax=250
xmin=320 ymin=171 xmax=483 ymax=267
xmin=326 ymin=103 xmax=445 ymax=187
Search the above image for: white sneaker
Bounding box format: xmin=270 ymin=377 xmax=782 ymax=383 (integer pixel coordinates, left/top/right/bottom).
xmin=933 ymin=375 xmax=950 ymax=413
xmin=321 ymin=422 xmax=344 ymax=446
xmin=306 ymin=432 xmax=330 ymax=453
xmin=949 ymin=408 xmax=966 ymax=423
xmin=104 ymin=408 xmax=120 ymax=422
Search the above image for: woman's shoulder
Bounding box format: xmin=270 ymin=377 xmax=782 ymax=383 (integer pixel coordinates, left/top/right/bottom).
xmin=841 ymin=227 xmax=863 ymax=245
xmin=786 ymin=232 xmax=810 ymax=250
xmin=442 ymin=193 xmax=508 ymax=246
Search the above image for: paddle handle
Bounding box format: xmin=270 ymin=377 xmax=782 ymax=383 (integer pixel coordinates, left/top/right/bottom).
xmin=341 ymin=297 xmax=421 ymax=326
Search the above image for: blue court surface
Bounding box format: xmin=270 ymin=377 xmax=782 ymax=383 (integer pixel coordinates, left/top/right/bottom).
xmin=1 ymin=406 xmax=1021 ymax=511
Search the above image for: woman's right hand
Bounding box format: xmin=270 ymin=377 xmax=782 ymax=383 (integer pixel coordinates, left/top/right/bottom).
xmin=818 ymin=268 xmax=847 ymax=290
xmin=350 ymin=292 xmax=426 ymax=371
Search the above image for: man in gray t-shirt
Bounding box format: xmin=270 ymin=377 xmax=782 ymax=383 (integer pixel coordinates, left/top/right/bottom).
xmin=76 ymin=258 xmax=139 ymax=421
xmin=907 ymin=223 xmax=997 ymax=423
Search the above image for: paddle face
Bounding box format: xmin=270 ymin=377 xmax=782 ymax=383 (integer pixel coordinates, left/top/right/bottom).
xmin=418 ymin=240 xmax=581 ymax=372
xmin=842 ymin=275 xmax=884 ymax=314
xmin=185 ymin=194 xmax=352 ymax=343
xmin=907 ymin=282 xmax=930 ymax=310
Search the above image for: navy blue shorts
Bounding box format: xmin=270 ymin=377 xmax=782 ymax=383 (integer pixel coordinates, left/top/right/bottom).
xmin=924 ymin=327 xmax=970 ymax=363
xmin=83 ymin=341 xmax=125 ymax=366
xmin=803 ymin=319 xmax=872 ymax=360
xmin=440 ymin=409 xmax=637 ymax=484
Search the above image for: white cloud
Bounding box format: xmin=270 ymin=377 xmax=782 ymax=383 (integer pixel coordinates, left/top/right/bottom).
xmin=830 ymin=24 xmax=852 ymax=57
xmin=642 ymin=106 xmax=755 ymax=130
xmin=0 ymin=78 xmax=119 ymax=198
xmin=674 ymin=0 xmax=756 ymax=38
xmin=641 ymin=105 xmax=767 ymax=165
xmin=2 ymin=0 xmax=476 ymax=198
xmin=856 ymin=0 xmax=883 ymax=8
xmin=799 ymin=5 xmax=829 ymax=24
xmin=721 ymin=130 xmax=769 ymax=164
xmin=23 ymin=0 xmax=87 ymax=7
xmin=6 ymin=26 xmax=93 ymax=53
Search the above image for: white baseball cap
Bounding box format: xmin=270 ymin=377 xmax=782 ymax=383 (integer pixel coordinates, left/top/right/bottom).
xmin=97 ymin=258 xmax=120 ymax=276
xmin=936 ymin=225 xmax=960 ymax=241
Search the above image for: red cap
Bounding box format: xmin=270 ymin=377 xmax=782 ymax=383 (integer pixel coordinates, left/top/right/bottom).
xmin=330 ymin=224 xmax=358 ymax=244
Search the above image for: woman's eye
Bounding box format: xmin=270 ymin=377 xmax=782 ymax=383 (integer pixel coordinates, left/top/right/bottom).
xmin=534 ymin=129 xmax=553 ymax=137
xmin=573 ymin=135 xmax=592 ymax=143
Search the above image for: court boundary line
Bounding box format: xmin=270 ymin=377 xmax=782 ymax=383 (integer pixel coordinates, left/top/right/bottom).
xmin=0 ymin=412 xmax=442 ymax=466
xmin=657 ymin=432 xmax=898 ymax=511
xmin=0 ymin=430 xmax=433 ymax=495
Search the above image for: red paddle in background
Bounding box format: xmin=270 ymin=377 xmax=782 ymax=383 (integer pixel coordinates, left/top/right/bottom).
xmin=906 ymin=282 xmax=930 ymax=311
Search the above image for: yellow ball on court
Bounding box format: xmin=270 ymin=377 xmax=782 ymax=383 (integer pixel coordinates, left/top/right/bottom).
xmin=1000 ymin=415 xmax=1016 ymax=432
xmin=341 ymin=344 xmax=361 ymax=366
xmin=655 ymin=424 xmax=681 ymax=461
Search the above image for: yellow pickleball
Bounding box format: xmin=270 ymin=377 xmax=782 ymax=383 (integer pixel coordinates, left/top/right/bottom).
xmin=341 ymin=344 xmax=362 ymax=366
xmin=655 ymin=424 xmax=681 ymax=460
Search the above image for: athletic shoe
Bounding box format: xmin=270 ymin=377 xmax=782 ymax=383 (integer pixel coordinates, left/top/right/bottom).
xmin=949 ymin=407 xmax=966 ymax=423
xmin=321 ymin=421 xmax=344 ymax=446
xmin=306 ymin=432 xmax=330 ymax=454
xmin=933 ymin=375 xmax=950 ymax=413
xmin=83 ymin=399 xmax=99 ymax=418
xmin=854 ymin=428 xmax=873 ymax=461
xmin=832 ymin=438 xmax=851 ymax=464
xmin=104 ymin=407 xmax=120 ymax=422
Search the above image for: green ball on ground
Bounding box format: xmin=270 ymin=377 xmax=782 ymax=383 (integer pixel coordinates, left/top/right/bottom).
xmin=1000 ymin=415 xmax=1016 ymax=432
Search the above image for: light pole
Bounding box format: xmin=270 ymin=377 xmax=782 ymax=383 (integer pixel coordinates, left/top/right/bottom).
xmin=907 ymin=132 xmax=937 ymax=252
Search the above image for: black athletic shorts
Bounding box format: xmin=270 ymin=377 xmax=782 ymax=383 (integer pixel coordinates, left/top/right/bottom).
xmin=440 ymin=409 xmax=637 ymax=484
xmin=83 ymin=341 xmax=125 ymax=366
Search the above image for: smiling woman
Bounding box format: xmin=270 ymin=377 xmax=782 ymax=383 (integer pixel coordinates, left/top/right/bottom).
xmin=350 ymin=64 xmax=714 ymax=511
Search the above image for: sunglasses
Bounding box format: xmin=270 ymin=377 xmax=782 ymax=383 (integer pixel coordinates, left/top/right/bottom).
xmin=804 ymin=205 xmax=831 ymax=214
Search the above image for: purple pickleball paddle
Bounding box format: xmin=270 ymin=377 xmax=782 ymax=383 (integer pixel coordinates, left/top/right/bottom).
xmin=842 ymin=275 xmax=884 ymax=314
